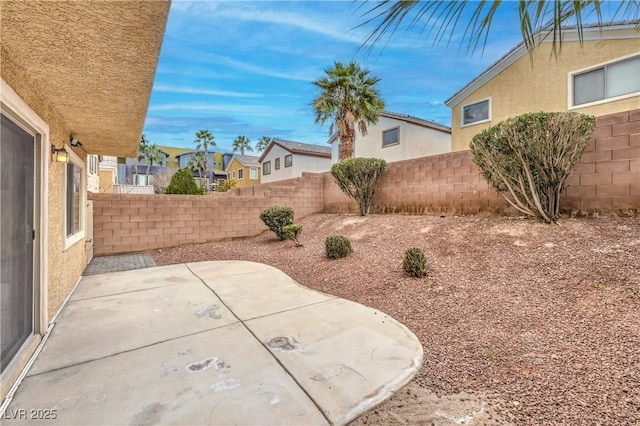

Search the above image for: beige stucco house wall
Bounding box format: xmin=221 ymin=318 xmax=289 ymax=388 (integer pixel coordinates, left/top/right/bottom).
xmin=447 ymin=23 xmax=640 ymax=151
xmin=329 ymin=111 xmax=451 ymax=163
xmin=0 ymin=1 xmax=169 ymax=400
xmin=259 ymin=139 xmax=331 ymax=184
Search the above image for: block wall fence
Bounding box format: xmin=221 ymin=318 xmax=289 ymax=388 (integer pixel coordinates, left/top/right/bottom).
xmin=90 ymin=109 xmax=639 ymax=255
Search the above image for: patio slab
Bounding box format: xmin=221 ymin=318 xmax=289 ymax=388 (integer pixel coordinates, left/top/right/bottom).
xmin=3 ymin=261 xmax=423 ymax=425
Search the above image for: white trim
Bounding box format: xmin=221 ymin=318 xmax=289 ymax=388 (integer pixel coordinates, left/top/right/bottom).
xmin=63 ymin=145 xmax=86 ymax=250
xmin=460 ymin=97 xmax=492 ymax=128
xmin=0 ymin=78 xmax=49 ymax=335
xmin=567 ymin=52 xmax=640 ymax=109
xmin=446 ymin=23 xmax=640 ymax=108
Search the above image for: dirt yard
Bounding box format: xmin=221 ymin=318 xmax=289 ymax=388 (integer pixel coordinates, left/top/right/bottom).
xmin=152 ymin=214 xmax=640 ymax=425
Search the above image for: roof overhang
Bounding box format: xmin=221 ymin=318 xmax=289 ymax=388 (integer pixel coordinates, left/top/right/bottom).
xmin=445 ymin=22 xmax=640 ymax=108
xmin=1 ymin=1 xmax=170 ymax=157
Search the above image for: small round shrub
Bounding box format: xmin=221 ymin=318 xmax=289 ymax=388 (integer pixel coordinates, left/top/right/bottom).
xmin=403 ymin=247 xmax=429 ymax=278
xmin=283 ymin=224 xmax=302 ymax=247
xmin=259 ymin=206 xmax=294 ymax=240
xmin=165 ymin=168 xmax=203 ymax=195
xmin=325 ymin=235 xmax=353 ymax=259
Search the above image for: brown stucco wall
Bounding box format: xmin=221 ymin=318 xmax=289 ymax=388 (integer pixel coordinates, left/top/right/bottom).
xmin=452 ymin=38 xmax=640 ymax=151
xmin=99 ymin=169 xmax=115 ymax=193
xmin=2 ymin=47 xmax=88 ymax=321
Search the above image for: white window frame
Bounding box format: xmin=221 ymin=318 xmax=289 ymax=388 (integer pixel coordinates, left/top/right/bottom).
xmin=237 ymin=169 xmax=244 ymax=180
xmin=460 ymin=96 xmax=492 ymax=128
xmin=568 ymin=53 xmax=640 ymax=110
xmin=382 ymin=126 xmax=400 ymax=147
xmin=63 ymin=146 xmax=86 ymax=250
xmin=250 ymin=167 xmax=258 ymax=180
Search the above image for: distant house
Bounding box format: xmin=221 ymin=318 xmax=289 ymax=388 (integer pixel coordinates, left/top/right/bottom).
xmin=98 ymin=155 xmax=118 ymax=193
xmin=225 ymin=155 xmax=261 ymax=187
xmin=174 ymin=151 xmax=229 ymax=187
xmin=445 ymin=22 xmax=640 ymax=151
xmin=117 ymin=150 xmax=170 ymax=186
xmin=328 ymin=111 xmax=451 ymax=164
xmin=259 ymin=139 xmax=331 ymax=183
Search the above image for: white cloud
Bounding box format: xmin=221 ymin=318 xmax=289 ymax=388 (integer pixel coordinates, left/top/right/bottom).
xmin=153 ymin=84 xmax=262 ymax=98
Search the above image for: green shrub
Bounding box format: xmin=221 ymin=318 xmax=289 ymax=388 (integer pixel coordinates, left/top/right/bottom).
xmin=402 ymin=247 xmax=429 ymax=278
xmin=165 ymin=168 xmax=203 ymax=195
xmin=325 ymin=235 xmax=353 ymax=259
xmin=283 ymin=224 xmax=303 ymax=247
xmin=331 ymin=158 xmax=387 ymax=216
xmin=259 ymin=206 xmax=294 ymax=240
xmin=470 ymin=111 xmax=596 ymax=223
xmin=214 ymin=179 xmax=237 ymax=192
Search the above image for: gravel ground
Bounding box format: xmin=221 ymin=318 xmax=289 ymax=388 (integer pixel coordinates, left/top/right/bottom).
xmin=152 ymin=213 xmax=640 ymax=425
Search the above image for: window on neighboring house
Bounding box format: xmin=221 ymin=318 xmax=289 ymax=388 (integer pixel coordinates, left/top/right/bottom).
xmin=134 ymin=174 xmax=154 ymax=186
xmin=263 ymin=161 xmax=271 ymax=175
xmin=382 ymin=127 xmax=399 ymax=147
xmin=285 ymin=155 xmax=292 ymax=167
xmin=275 ymin=158 xmax=281 ymax=170
xmin=461 ymin=98 xmax=491 ymax=126
xmin=232 ymin=171 xmax=236 ymax=179
xmin=250 ymin=168 xmax=258 ymax=179
xmin=238 ymin=169 xmax=244 ymax=180
xmin=64 ymin=150 xmax=85 ymax=248
xmin=572 ymin=55 xmax=640 ymax=106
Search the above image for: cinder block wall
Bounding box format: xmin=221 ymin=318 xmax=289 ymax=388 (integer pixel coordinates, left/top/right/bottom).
xmin=91 ymin=110 xmax=638 ymax=255
xmin=89 ymin=173 xmax=325 ymax=255
xmin=562 ymin=109 xmax=639 ymax=214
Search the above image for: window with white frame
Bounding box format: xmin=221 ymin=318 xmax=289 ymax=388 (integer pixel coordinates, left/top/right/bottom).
xmin=263 ymin=161 xmax=271 ymax=175
xmin=238 ymin=169 xmax=244 ymax=180
xmin=461 ymin=98 xmax=491 ymax=126
xmin=572 ymin=55 xmax=640 ymax=107
xmin=250 ymin=168 xmax=258 ymax=179
xmin=64 ymin=149 xmax=85 ymax=248
xmin=382 ymin=127 xmax=399 ymax=147
xmin=285 ymin=154 xmax=292 ymax=167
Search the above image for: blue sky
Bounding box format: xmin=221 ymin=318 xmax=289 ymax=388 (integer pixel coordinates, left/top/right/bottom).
xmin=142 ymin=1 xmax=608 ymax=152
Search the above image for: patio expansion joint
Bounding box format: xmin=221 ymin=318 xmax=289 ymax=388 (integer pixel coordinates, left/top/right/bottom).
xmin=70 ymin=282 xmax=188 ymax=302
xmin=25 ymin=325 xmax=239 ymax=379
xmin=184 ymin=263 xmax=333 ymax=426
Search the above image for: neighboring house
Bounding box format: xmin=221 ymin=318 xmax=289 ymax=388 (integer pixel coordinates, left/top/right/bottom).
xmin=117 ymin=150 xmax=170 ymax=186
xmin=98 ymin=155 xmax=118 ymax=193
xmin=328 ymin=111 xmax=451 ymax=164
xmin=157 ymin=145 xmax=191 ymax=169
xmin=259 ymin=139 xmax=331 ymax=183
xmin=446 ymin=21 xmax=640 ymax=151
xmin=0 ymin=1 xmax=169 ymax=399
xmin=225 ymin=155 xmax=261 ymax=188
xmin=87 ymin=154 xmax=100 ymax=193
xmin=175 ymin=151 xmax=229 ymax=187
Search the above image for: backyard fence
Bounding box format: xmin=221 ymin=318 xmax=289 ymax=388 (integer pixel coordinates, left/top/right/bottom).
xmin=90 ymin=109 xmax=639 ymax=255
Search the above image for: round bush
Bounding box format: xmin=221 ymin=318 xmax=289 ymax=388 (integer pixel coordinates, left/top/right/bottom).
xmin=325 ymin=235 xmax=353 ymax=259
xmin=165 ymin=168 xmax=203 ymax=195
xmin=403 ymin=247 xmax=429 ymax=278
xmin=259 ymin=206 xmax=294 ymax=240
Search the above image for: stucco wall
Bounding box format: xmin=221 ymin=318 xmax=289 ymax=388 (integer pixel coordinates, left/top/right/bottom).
xmin=227 ymin=158 xmax=260 ymax=188
xmin=261 ymin=144 xmax=331 ymax=183
xmin=99 ymin=169 xmax=115 ymax=193
xmin=451 ymin=38 xmax=640 ymax=150
xmin=353 ymin=115 xmax=451 ymax=163
xmin=2 ymin=47 xmax=88 ymax=321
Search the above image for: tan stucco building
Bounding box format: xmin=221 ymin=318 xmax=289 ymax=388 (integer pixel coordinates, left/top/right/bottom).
xmin=0 ymin=1 xmax=169 ymax=399
xmin=446 ymin=22 xmax=640 ymax=151
xmin=225 ymin=155 xmax=261 ymax=188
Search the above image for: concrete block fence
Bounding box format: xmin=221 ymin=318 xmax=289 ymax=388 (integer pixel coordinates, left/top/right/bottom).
xmin=90 ymin=109 xmax=639 ymax=255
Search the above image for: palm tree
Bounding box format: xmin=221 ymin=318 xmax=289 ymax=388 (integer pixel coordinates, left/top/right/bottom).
xmin=233 ymin=135 xmax=253 ymax=155
xmin=188 ymin=152 xmax=207 ymax=190
xmin=255 ymin=136 xmax=272 ymax=153
xmin=194 ymin=129 xmax=215 ymax=189
xmin=138 ymin=143 xmax=164 ymax=181
xmin=313 ymin=61 xmax=384 ymax=160
xmin=358 ymin=1 xmax=640 ymax=56
xmin=135 ymin=134 xmax=150 ymax=183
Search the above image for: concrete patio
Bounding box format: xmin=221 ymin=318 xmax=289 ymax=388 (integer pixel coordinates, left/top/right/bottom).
xmin=2 ymin=261 xmax=422 ymax=425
